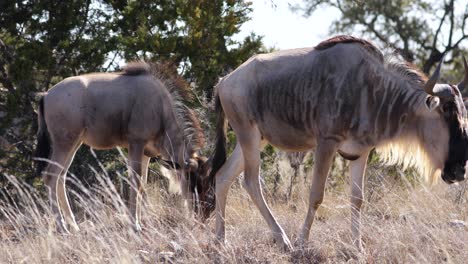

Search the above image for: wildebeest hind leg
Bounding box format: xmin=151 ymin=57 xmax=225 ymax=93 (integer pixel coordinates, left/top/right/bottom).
xmin=56 ymin=141 xmax=82 ymax=232
xmin=349 ymin=151 xmax=369 ymax=251
xmin=43 ymin=144 xmax=79 ymax=233
xmin=298 ymin=140 xmax=337 ymax=245
xmin=215 ymin=143 xmax=244 ymax=243
xmin=238 ymin=127 xmax=293 ymax=251
xmin=127 ymin=142 xmax=145 ymax=231
xmin=137 ymin=155 xmax=150 ymax=223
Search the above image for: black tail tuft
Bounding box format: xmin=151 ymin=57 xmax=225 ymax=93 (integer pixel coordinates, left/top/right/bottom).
xmin=35 ymin=97 xmax=51 ymax=177
xmin=207 ymin=95 xmax=227 ymax=184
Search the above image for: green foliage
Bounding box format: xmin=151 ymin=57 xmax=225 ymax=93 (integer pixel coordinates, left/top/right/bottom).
xmin=108 ymin=0 xmax=263 ymax=99
xmin=0 ymin=0 xmax=263 ymax=188
xmin=261 ymin=144 xmax=277 ymax=170
xmin=1 ymin=0 xmax=117 ymax=181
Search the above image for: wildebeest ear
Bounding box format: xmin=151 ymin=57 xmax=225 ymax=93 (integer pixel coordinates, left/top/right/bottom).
xmin=425 ymin=95 xmax=440 ymax=111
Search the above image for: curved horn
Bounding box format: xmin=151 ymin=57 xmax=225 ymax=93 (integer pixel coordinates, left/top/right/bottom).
xmin=424 ymin=54 xmax=445 ymax=95
xmin=457 ymin=56 xmax=468 ymax=91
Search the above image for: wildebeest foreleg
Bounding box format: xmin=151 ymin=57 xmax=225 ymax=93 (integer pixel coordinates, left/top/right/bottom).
xmin=349 ymin=151 xmax=369 ymax=251
xmin=215 ymin=143 xmax=244 ymax=242
xmin=127 ymin=142 xmax=145 ymax=231
xmin=298 ymin=140 xmax=337 ymax=244
xmin=239 ymin=130 xmax=293 ymax=251
xmin=179 ymin=171 xmax=194 ymax=214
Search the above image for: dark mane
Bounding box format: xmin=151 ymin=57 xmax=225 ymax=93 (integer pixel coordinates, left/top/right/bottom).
xmin=147 ymin=61 xmax=205 ymax=150
xmin=315 ymin=36 xmax=428 ymax=87
xmin=385 ymin=57 xmax=428 ymax=86
xmin=121 ymin=61 xmax=151 ymax=75
xmin=147 ymin=61 xmax=192 ymax=101
xmin=121 ymin=61 xmax=205 ymax=150
xmin=315 ymin=35 xmax=384 ymax=62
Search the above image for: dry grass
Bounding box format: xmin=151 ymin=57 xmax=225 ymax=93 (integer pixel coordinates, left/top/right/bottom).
xmin=0 ymin=167 xmax=466 ymax=263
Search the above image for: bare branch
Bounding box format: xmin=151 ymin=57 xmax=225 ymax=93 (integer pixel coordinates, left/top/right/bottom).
xmin=451 ymin=34 xmax=468 ymax=50
xmin=104 ymin=52 xmax=120 ymax=72
xmin=447 ymin=0 xmax=455 ymax=48
xmin=432 ymin=2 xmax=449 ymax=50
xmin=0 ymin=39 xmax=16 ymax=94
xmin=461 ymin=4 xmax=468 ymax=36
xmin=0 ymin=67 xmax=15 ymax=94
xmin=358 ymin=15 xmax=399 ymax=51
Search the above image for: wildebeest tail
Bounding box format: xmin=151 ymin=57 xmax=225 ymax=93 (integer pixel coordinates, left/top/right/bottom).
xmin=35 ymin=96 xmax=51 ymax=177
xmin=207 ymin=94 xmax=227 ymax=184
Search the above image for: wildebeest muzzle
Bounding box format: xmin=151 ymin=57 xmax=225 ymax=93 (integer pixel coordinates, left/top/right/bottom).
xmin=442 ymin=163 xmax=466 ymax=184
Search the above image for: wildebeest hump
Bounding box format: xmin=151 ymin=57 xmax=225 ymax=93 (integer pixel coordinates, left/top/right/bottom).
xmin=248 ymin=46 xmax=422 ymax=144
xmin=250 ymin=50 xmax=357 ymax=135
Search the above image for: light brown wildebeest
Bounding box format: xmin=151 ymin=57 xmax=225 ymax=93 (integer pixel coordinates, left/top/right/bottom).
xmin=199 ymin=36 xmax=468 ymax=251
xmin=35 ymin=62 xmax=208 ymax=233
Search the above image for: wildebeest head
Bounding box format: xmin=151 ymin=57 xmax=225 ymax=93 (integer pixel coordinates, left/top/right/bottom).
xmin=161 ymin=155 xmax=214 ymax=221
xmin=198 ymin=176 xmax=216 ymax=221
xmin=156 ymin=153 xmax=212 ymax=217
xmin=157 ymin=137 xmax=214 ymax=216
xmin=183 ymin=155 xmax=215 ymax=218
xmin=424 ymin=57 xmax=468 ymax=184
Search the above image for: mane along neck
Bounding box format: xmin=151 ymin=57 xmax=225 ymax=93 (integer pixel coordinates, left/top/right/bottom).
xmin=153 ymin=63 xmax=205 ymax=152
xmin=169 ymin=95 xmax=205 ymax=153
xmin=371 ymin=60 xmax=441 ymax=183
xmin=123 ymin=61 xmax=205 ymax=152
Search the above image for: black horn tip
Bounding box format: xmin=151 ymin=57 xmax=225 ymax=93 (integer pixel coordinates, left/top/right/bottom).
xmin=425 ymin=54 xmax=445 ymax=94
xmin=434 ymin=53 xmax=446 ymax=75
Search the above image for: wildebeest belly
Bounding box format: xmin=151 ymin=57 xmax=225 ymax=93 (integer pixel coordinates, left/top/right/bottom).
xmin=83 ymin=127 xmax=127 ymax=149
xmin=82 ymin=110 xmax=129 ymax=149
xmin=256 ymin=117 xmax=317 ymax=151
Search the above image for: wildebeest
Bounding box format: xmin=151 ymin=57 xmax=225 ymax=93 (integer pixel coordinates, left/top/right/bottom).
xmin=35 ymin=62 xmax=208 ymax=233
xmin=201 ymin=36 xmax=468 ymax=250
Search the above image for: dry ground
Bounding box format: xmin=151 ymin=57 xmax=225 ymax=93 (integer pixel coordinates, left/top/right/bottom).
xmin=0 ymin=169 xmax=466 ymax=263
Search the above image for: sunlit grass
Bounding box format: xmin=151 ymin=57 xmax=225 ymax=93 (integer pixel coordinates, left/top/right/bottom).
xmin=0 ymin=162 xmax=466 ymax=263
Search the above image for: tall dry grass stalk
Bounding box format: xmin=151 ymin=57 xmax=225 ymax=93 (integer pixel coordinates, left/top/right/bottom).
xmin=0 ymin=160 xmax=466 ymax=263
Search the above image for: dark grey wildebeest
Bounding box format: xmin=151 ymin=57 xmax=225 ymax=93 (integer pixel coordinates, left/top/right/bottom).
xmin=35 ymin=62 xmax=208 ymax=233
xmin=199 ymin=36 xmax=468 ymax=250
